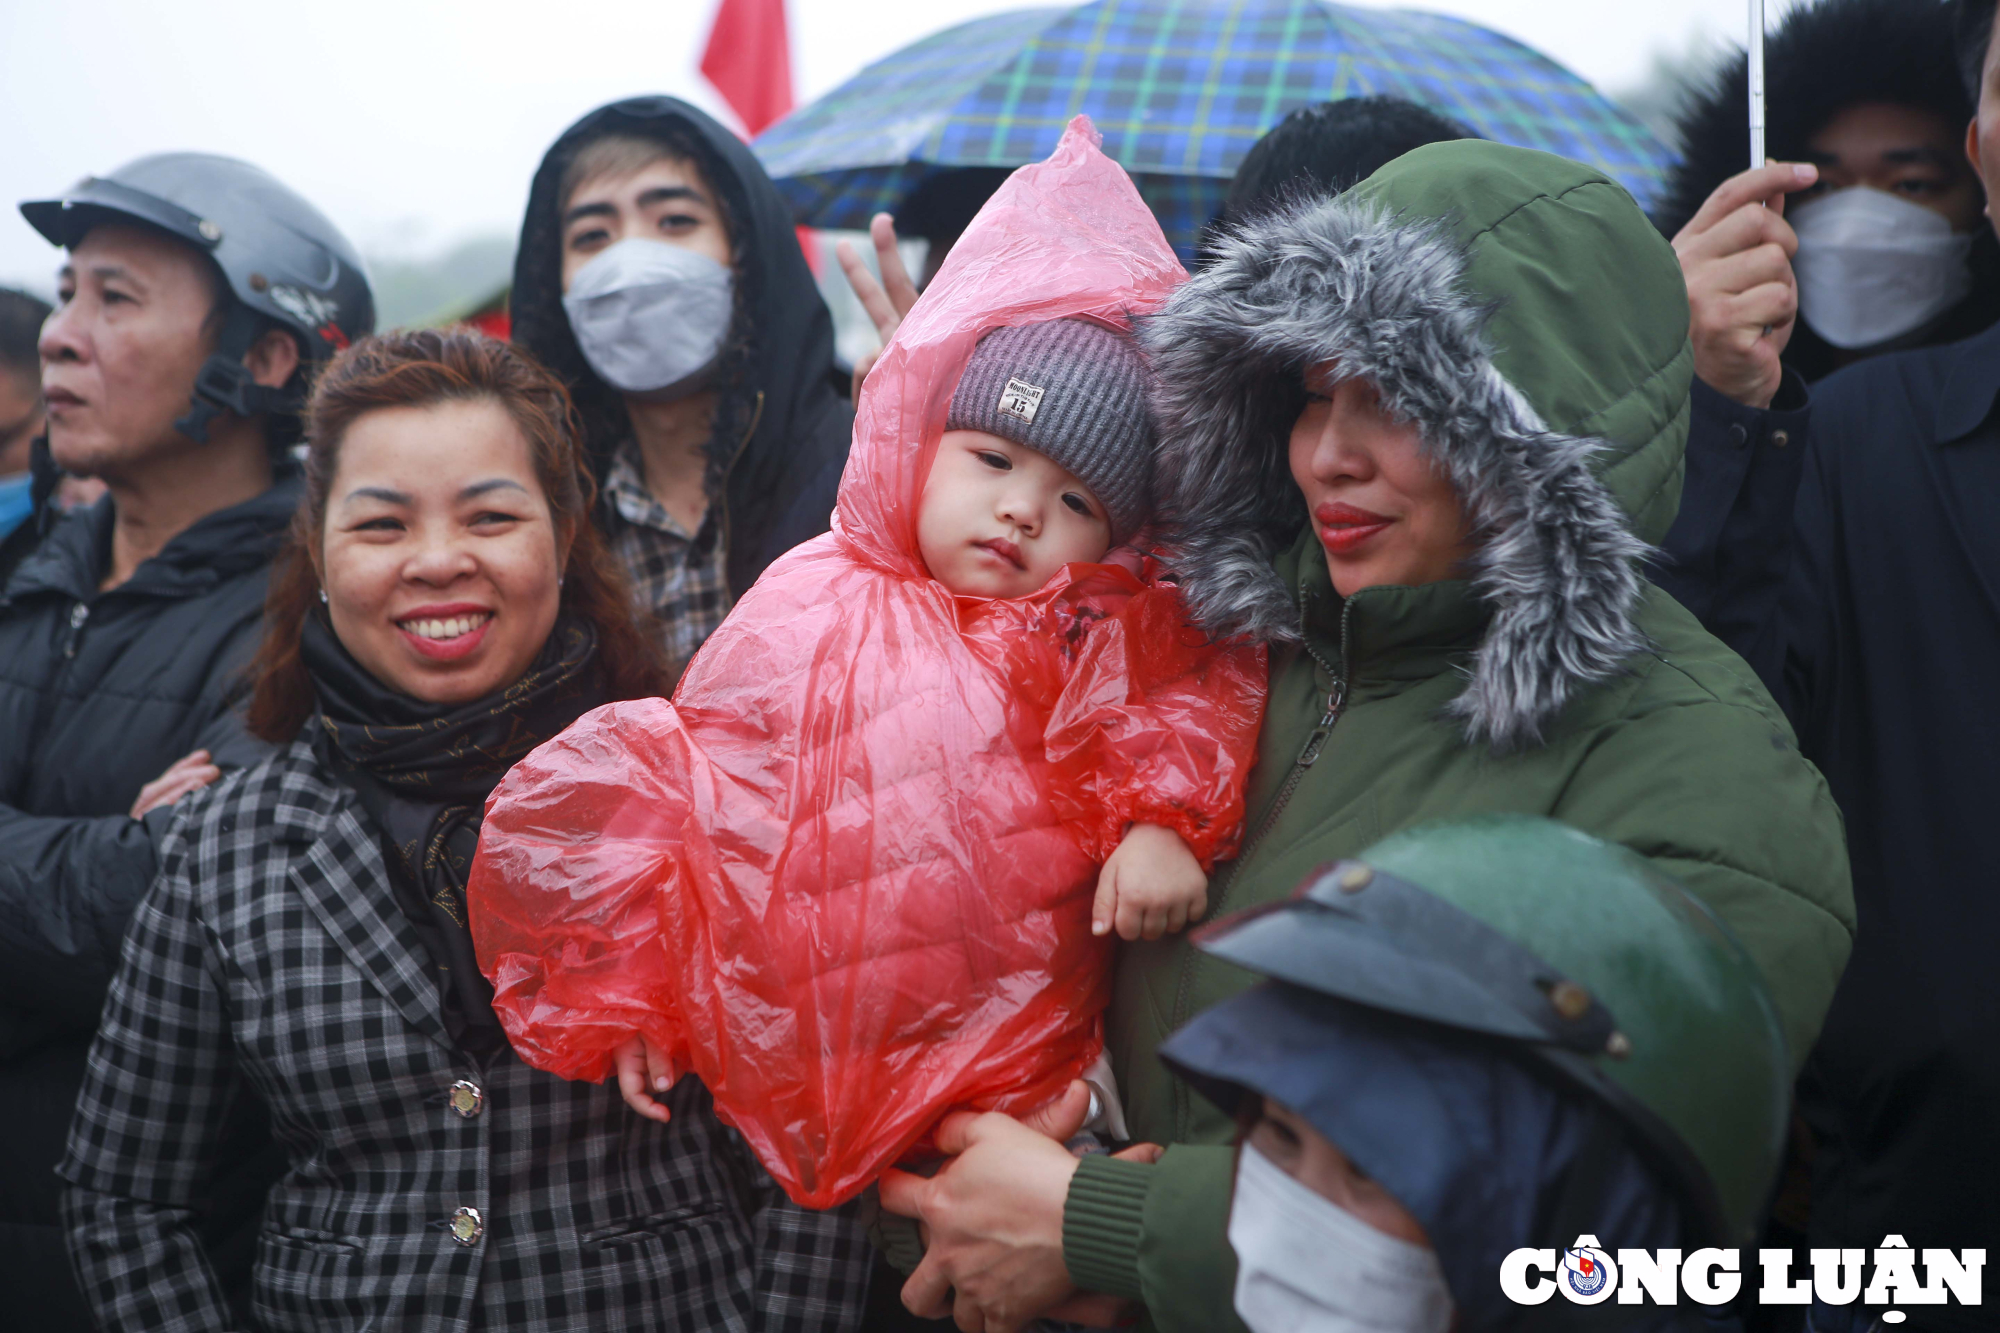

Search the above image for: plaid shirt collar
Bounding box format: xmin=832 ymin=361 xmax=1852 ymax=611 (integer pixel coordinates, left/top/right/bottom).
xmin=603 ymin=440 xmax=710 ymax=544
xmin=601 ymin=439 xmax=731 ymax=676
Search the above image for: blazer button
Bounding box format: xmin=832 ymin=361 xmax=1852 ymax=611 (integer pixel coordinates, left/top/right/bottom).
xmin=449 ymin=1206 xmax=484 ymax=1245
xmin=1769 ymin=428 xmax=1790 ymax=448
xmin=448 ymin=1079 xmax=484 ymax=1118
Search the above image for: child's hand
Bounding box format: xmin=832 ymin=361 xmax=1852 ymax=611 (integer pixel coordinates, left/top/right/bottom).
xmin=1092 ymin=823 xmax=1209 ymax=941
xmin=612 ymin=1033 xmax=679 ymax=1124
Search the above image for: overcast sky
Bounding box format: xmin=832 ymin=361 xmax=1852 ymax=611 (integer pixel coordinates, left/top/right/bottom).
xmin=0 ymin=0 xmax=1788 ymax=293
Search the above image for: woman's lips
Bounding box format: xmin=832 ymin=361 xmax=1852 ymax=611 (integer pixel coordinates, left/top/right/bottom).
xmin=394 ymin=608 xmax=495 ymax=662
xmin=975 ymin=537 xmax=1026 ymax=571
xmin=1314 ymin=502 xmax=1394 ymax=556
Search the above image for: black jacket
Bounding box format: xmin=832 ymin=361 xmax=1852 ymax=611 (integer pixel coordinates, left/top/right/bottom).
xmin=511 ymin=96 xmax=851 ymax=599
xmin=1657 ymin=326 xmax=2000 ymax=1317
xmin=0 ymin=477 xmax=295 ymax=1322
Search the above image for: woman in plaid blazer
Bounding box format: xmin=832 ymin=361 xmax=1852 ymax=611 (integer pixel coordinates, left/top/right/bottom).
xmin=57 ymin=331 xmax=869 ymax=1332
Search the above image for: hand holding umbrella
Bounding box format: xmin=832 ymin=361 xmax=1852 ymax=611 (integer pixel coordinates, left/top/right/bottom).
xmin=1671 ymin=162 xmax=1819 ymax=410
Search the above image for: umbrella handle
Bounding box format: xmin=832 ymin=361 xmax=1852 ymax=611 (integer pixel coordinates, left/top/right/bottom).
xmin=1748 ymin=0 xmax=1766 ymax=169
xmin=1750 ymin=0 xmax=1771 ymax=338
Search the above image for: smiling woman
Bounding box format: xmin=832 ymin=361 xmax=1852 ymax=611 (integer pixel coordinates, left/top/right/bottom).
xmin=1289 ymin=372 xmax=1474 ymax=596
xmin=320 ymin=400 xmax=566 ymax=703
xmin=54 ymin=329 xmax=874 ymax=1330
xmin=245 ymin=330 xmax=661 ymax=732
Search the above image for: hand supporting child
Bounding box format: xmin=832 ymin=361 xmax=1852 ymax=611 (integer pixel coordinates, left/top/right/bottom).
xmin=1092 ymin=821 xmax=1209 ymax=940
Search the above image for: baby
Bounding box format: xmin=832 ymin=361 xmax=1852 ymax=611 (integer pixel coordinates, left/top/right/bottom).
xmin=918 ymin=320 xmax=1214 ymax=944
xmin=468 ymin=120 xmax=1264 ymax=1209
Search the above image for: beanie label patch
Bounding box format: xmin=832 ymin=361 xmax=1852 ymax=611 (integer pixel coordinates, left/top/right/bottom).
xmin=998 ymin=377 xmax=1045 ymax=425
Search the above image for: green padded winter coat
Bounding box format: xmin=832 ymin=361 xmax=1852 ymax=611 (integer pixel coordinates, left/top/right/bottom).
xmin=1060 ymin=140 xmax=1855 ymax=1333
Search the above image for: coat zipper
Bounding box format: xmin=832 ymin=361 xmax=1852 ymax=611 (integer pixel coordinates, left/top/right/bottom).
xmin=63 ymin=600 xmax=90 ymax=658
xmin=1219 ymin=670 xmax=1345 ymax=892
xmin=21 ymin=600 xmax=94 ymax=783
xmin=1168 ymin=596 xmax=1350 ymax=1134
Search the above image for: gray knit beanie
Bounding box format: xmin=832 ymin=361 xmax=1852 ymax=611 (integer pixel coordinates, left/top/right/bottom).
xmin=945 ymin=319 xmax=1155 ymax=544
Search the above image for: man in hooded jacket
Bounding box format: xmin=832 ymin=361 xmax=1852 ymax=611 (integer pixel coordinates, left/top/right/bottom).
xmin=511 ymin=97 xmax=851 ymax=678
xmin=1644 ymin=4 xmax=2000 ymax=1325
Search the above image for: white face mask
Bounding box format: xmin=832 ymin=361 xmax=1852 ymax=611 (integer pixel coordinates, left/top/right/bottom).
xmin=562 ymin=237 xmax=734 ymax=397
xmin=1789 ymin=186 xmax=1975 ymax=350
xmin=1228 ymin=1141 xmax=1455 ymax=1333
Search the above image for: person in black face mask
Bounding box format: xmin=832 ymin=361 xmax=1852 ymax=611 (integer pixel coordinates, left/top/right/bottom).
xmin=511 ymin=97 xmax=853 ymax=680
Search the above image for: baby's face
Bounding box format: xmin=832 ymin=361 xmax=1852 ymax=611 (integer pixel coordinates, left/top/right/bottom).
xmin=917 ymin=429 xmax=1112 ymax=598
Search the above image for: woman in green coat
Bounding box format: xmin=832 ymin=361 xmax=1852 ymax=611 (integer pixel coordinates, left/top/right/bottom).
xmin=878 ymin=139 xmax=1855 ymax=1333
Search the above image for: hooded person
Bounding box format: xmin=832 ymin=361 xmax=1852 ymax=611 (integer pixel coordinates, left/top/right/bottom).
xmin=1655 ymin=0 xmax=1998 ymax=640
xmin=1643 ymin=5 xmax=2000 ymax=1326
xmin=1159 ymin=816 xmax=1795 ymax=1333
xmin=510 ymin=96 xmax=852 ymax=677
xmin=1660 ymin=0 xmax=1997 ymax=388
xmin=468 ymin=119 xmax=1266 ymax=1211
xmin=872 ymin=140 xmax=1853 ymax=1333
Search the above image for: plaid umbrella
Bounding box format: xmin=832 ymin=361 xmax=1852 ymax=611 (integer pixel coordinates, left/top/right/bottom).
xmin=753 ymin=0 xmax=1675 ymax=259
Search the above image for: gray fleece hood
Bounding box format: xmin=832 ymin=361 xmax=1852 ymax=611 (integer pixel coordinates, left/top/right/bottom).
xmin=1146 ymin=140 xmax=1693 ymax=749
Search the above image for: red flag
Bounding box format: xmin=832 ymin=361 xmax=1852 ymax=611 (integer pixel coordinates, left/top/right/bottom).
xmin=700 ymin=0 xmax=794 ymax=138
xmin=700 ymin=0 xmax=815 ymax=270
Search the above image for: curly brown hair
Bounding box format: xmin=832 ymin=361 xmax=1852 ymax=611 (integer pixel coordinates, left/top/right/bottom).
xmin=246 ymin=328 xmax=669 ymax=741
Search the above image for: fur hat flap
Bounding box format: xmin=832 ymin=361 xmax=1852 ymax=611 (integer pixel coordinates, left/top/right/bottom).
xmin=1148 ymin=142 xmax=1688 ymax=750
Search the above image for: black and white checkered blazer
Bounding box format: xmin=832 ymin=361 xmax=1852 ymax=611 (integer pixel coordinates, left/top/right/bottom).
xmin=59 ymin=741 xmax=870 ymax=1332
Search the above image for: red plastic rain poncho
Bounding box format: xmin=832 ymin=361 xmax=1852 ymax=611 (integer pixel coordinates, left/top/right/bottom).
xmin=468 ymin=118 xmax=1265 ymax=1208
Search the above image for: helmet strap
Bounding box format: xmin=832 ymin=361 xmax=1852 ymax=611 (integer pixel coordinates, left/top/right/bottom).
xmin=174 ymin=303 xmax=299 ymax=444
xmin=1539 ymin=1104 xmax=1623 ymax=1251
xmin=1530 ymin=1107 xmax=1661 ymax=1330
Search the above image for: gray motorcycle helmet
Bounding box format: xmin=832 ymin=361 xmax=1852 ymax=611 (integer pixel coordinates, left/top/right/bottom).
xmin=21 ymin=152 xmax=376 ymax=440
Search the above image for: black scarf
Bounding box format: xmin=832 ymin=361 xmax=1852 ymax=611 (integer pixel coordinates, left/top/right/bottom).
xmin=302 ymin=612 xmax=606 ymax=1063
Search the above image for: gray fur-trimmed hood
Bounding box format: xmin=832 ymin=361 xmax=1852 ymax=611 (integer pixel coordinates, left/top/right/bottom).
xmin=1147 ymin=140 xmax=1692 ymax=750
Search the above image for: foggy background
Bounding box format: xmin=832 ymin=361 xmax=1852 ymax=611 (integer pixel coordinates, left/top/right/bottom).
xmin=0 ymin=0 xmax=1782 ymax=327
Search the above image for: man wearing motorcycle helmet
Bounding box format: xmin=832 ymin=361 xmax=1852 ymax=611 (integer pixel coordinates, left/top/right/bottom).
xmin=1160 ymin=816 xmax=1794 ymax=1332
xmin=0 ymin=153 xmax=372 ymax=1327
